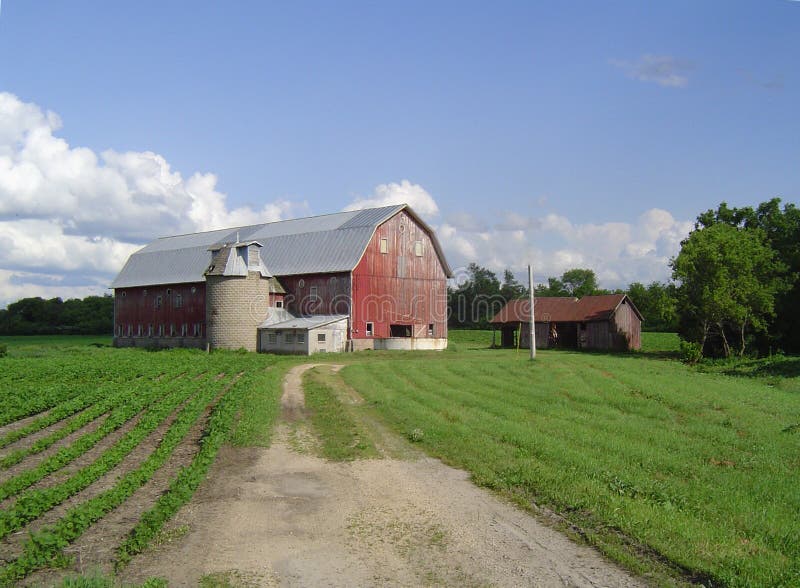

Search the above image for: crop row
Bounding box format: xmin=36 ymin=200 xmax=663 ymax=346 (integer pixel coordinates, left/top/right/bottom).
xmin=0 ymin=373 xmax=194 ymax=503
xmin=0 ymin=352 xmax=169 ymax=426
xmin=0 ymin=374 xmax=209 ymax=539
xmin=0 ymin=371 xmax=234 ymax=585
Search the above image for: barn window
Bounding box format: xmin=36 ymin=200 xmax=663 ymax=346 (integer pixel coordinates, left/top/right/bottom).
xmin=137 ymin=324 xmax=142 ymax=337
xmin=380 ymin=237 xmax=388 ymax=254
xmin=127 ymin=324 xmax=132 ymax=337
xmin=297 ymin=333 xmax=306 ymax=343
xmin=193 ymin=323 xmax=200 ymax=336
xmin=309 ymin=286 xmax=318 ymax=299
xmin=298 ymin=279 xmax=305 ymax=288
xmin=155 ymin=296 xmax=163 ymax=310
xmin=117 ymin=325 xmax=122 ymax=336
xmin=148 ymin=324 xmax=153 ymax=336
xmin=166 ymin=288 xmax=172 ymax=296
xmin=181 ymin=324 xmax=187 ymax=336
xmin=275 ymin=300 xmax=284 ymax=308
xmin=174 ymin=294 xmax=183 ymax=309
xmin=317 ymin=333 xmax=326 ymax=343
xmin=143 ymin=289 xmax=147 ymax=296
xmin=428 ymin=323 xmax=434 ymax=336
xmin=366 ymin=322 xmax=374 ymax=336
xmin=158 ymin=324 xmax=164 ymax=336
xmin=285 ymin=333 xmax=295 ymax=344
xmin=191 ymin=286 xmax=196 ymax=294
xmin=121 ymin=291 xmax=127 ymax=298
xmin=414 ymin=241 xmax=424 ymax=257
xmin=170 ymin=324 xmax=175 ymax=337
xmin=268 ymin=333 xmax=277 ymax=344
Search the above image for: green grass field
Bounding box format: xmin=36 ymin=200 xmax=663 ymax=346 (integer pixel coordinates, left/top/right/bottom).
xmin=343 ymin=331 xmax=800 ymax=587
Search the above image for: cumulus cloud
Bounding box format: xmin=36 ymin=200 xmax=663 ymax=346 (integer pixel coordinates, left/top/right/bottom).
xmin=438 ymin=207 xmax=692 ymax=289
xmin=610 ymin=54 xmax=693 ymax=88
xmin=0 ymin=92 xmax=304 ymax=307
xmin=343 ymin=179 xmax=439 ymax=218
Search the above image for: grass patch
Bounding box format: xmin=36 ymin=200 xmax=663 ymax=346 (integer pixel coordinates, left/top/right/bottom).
xmin=639 ymin=332 xmax=681 ymax=355
xmin=303 ymin=367 xmax=378 ymax=461
xmin=341 ymin=348 xmax=800 ymax=587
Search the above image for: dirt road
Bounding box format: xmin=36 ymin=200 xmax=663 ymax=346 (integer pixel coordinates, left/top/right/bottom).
xmin=124 ymin=364 xmax=645 ymax=587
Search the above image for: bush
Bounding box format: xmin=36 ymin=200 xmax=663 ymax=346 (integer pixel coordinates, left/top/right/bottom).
xmin=680 ymin=340 xmax=703 ymax=364
xmin=0 ymin=343 xmax=7 ymax=358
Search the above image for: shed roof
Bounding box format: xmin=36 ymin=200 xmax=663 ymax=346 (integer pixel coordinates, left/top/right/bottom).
xmin=111 ymin=204 xmax=452 ymax=288
xmin=259 ymin=314 xmax=349 ymax=331
xmin=490 ymin=294 xmax=642 ymax=324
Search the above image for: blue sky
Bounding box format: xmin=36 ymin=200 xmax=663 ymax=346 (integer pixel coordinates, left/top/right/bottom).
xmin=0 ymin=1 xmax=798 ymax=305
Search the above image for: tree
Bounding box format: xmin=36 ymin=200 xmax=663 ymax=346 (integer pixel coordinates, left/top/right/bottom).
xmin=499 ymin=269 xmax=526 ymax=302
xmin=561 ymin=268 xmax=599 ymax=298
xmin=696 ymin=198 xmax=800 ymax=352
xmin=626 ymin=281 xmax=678 ymax=332
xmin=447 ymin=264 xmax=503 ymax=329
xmin=535 ymin=277 xmax=568 ymax=297
xmin=671 ymin=223 xmax=786 ymax=357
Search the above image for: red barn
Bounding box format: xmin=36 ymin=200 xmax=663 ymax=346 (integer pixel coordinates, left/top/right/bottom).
xmin=491 ymin=294 xmax=643 ymax=351
xmin=111 ymin=204 xmax=452 ymax=353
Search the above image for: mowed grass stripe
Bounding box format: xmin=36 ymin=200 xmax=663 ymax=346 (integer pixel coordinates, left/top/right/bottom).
xmin=342 ymin=351 xmax=800 ymax=586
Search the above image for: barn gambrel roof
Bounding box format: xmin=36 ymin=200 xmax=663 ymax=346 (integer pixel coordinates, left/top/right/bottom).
xmin=111 ymin=204 xmax=452 ymax=288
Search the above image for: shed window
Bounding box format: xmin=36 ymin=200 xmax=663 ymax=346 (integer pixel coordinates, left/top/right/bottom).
xmin=285 ymin=333 xmax=295 ymax=344
xmin=317 ymin=333 xmax=326 ymax=343
xmin=297 ymin=333 xmax=306 ymax=343
xmin=174 ymin=293 xmax=183 ymax=309
xmin=268 ymin=333 xmax=277 ymax=344
xmin=414 ymin=241 xmax=424 ymax=257
xmin=379 ymin=237 xmax=388 ymax=254
xmin=366 ymin=322 xmax=374 ymax=336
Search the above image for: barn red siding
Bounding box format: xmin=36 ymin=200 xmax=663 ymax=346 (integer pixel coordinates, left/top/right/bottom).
xmin=610 ymin=300 xmax=641 ymax=350
xmin=351 ymin=210 xmax=448 ymax=340
xmin=114 ymin=282 xmax=206 ymax=340
xmin=277 ymin=272 xmax=351 ymax=317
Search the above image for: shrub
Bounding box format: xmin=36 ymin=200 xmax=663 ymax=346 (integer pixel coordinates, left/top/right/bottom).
xmin=680 ymin=340 xmax=703 ymax=364
xmin=0 ymin=343 xmax=7 ymax=358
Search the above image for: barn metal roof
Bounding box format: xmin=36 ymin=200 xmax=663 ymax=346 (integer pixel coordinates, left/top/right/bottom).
xmin=490 ymin=294 xmax=642 ymax=324
xmin=111 ymin=204 xmax=452 ymax=288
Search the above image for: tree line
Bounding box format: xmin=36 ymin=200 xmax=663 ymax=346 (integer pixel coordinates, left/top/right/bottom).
xmin=448 ymin=263 xmax=677 ymax=332
xmin=0 ymin=295 xmax=114 ymax=335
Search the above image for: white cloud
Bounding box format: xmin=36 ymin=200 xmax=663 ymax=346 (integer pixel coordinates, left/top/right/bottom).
xmin=609 ymin=54 xmax=692 ymax=88
xmin=343 ymin=179 xmax=439 ymax=218
xmin=0 ymin=92 xmax=304 ymax=307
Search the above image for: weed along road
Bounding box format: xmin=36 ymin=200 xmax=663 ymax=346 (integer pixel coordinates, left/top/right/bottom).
xmin=123 ymin=363 xmax=644 ymax=587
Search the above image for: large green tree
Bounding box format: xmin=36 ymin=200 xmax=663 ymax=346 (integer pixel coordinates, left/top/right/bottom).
xmin=671 ymin=223 xmax=786 ymax=357
xmin=625 ymin=281 xmax=678 ymax=332
xmin=447 ymin=263 xmax=503 ymax=329
xmin=696 ymin=198 xmax=800 ymax=351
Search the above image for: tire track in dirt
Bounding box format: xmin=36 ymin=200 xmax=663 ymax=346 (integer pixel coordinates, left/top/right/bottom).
xmin=122 ymin=364 xmax=646 ymax=588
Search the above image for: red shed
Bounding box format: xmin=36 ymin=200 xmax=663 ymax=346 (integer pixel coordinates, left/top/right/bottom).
xmin=490 ymin=294 xmax=643 ymax=351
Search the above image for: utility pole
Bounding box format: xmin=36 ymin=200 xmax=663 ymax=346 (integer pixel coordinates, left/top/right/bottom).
xmin=529 ymin=264 xmax=536 ymax=359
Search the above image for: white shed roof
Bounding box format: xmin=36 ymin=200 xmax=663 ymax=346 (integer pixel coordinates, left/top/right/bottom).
xmin=259 ymin=314 xmax=349 ymax=331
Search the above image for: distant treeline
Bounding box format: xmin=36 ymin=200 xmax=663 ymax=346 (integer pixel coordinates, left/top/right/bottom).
xmin=0 ymin=295 xmax=114 ymax=335
xmin=447 ymin=264 xmax=678 ymax=332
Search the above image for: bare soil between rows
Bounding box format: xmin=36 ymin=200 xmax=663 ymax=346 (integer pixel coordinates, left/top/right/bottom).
xmin=122 ymin=364 xmax=646 ymax=587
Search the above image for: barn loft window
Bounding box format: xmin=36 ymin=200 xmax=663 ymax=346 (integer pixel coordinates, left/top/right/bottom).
xmin=309 ymin=286 xmax=318 ymax=299
xmin=414 ymin=241 xmax=424 ymax=257
xmin=317 ymin=333 xmax=326 ymax=342
xmin=380 ymin=237 xmax=388 ymax=254
xmin=143 ymin=289 xmax=147 ymax=296
xmin=275 ymin=300 xmax=284 ymax=308
xmin=190 ymin=286 xmax=196 ymax=294
xmin=174 ymin=293 xmax=183 ymax=309
xmin=121 ymin=291 xmax=126 ymax=298
xmin=366 ymin=322 xmax=374 ymax=336
xmin=155 ymin=296 xmax=163 ymax=310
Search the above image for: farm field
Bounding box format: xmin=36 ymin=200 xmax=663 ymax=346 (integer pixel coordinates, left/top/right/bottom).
xmin=0 ymin=338 xmax=294 ymax=586
xmin=343 ymin=331 xmax=800 ymax=587
xmin=0 ymin=333 xmax=798 ymax=586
